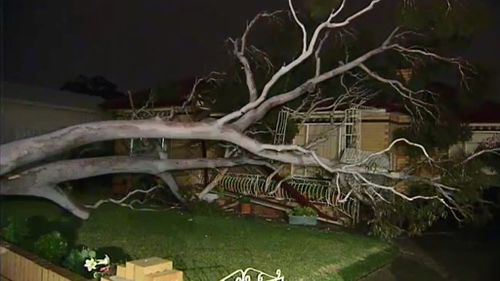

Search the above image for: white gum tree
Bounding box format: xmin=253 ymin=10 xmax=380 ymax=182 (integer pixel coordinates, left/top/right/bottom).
xmin=1 ymin=0 xmax=497 ymax=228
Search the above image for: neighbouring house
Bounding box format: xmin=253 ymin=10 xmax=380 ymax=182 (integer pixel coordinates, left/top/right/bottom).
xmin=449 ymin=102 xmax=500 ymax=157
xmin=1 ymin=82 xmax=110 ymax=144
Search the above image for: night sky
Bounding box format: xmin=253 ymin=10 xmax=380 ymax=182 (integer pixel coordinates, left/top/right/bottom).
xmin=3 ymin=0 xmax=500 ymax=95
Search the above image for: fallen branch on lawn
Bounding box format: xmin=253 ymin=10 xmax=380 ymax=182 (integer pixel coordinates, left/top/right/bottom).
xmin=85 ymin=185 xmax=163 ymax=211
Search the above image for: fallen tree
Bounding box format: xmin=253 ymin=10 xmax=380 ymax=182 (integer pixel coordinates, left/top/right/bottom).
xmin=1 ymin=0 xmax=497 ymax=236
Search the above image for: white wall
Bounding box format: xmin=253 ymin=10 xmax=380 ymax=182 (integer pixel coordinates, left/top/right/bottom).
xmin=449 ymin=130 xmax=500 ymax=158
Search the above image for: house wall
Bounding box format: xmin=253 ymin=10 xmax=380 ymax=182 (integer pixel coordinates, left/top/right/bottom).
xmin=359 ymin=122 xmax=389 ymax=152
xmin=387 ymin=114 xmax=411 ymax=170
xmin=359 ymin=111 xmax=390 ymax=152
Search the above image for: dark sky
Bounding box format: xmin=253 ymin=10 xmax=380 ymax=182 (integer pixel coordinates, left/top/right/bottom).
xmin=3 ymin=0 xmax=285 ymax=91
xmin=3 ymin=0 xmax=500 ymax=96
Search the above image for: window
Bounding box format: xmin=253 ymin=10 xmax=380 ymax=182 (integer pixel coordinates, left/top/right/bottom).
xmin=292 ymin=123 xmax=340 ymax=177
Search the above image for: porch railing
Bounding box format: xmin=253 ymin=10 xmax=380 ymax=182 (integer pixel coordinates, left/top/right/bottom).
xmin=219 ymin=174 xmax=360 ymax=225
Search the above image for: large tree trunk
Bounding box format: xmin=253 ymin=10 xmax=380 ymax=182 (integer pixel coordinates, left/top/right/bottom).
xmin=0 ymin=119 xmax=335 ymax=176
xmin=0 ymin=156 xmax=269 ymax=218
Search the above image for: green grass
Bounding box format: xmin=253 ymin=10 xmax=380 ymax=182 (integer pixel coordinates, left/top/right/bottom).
xmin=0 ymin=198 xmax=395 ymax=281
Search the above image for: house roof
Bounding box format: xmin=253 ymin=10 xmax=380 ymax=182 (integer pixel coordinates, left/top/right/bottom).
xmin=1 ymin=82 xmax=105 ymax=111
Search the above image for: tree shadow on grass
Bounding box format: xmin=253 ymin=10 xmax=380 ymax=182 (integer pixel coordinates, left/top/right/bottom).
xmin=96 ymin=246 xmax=132 ymax=264
xmin=26 ymin=215 xmax=82 ymax=248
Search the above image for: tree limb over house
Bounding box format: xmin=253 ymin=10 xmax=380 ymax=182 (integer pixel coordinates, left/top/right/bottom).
xmin=0 ymin=0 xmax=496 ymax=236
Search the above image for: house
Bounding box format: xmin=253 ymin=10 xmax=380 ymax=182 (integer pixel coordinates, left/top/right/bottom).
xmin=287 ymin=107 xmax=411 ymax=176
xmin=218 ymin=100 xmax=500 ymax=225
xmin=0 ymin=82 xmax=110 ymax=144
xmin=449 ymin=102 xmax=500 ymax=157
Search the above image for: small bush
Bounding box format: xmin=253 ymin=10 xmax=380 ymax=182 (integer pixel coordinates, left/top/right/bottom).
xmin=63 ymin=246 xmax=100 ymax=278
xmin=290 ymin=206 xmax=317 ymax=217
xmin=216 ymin=189 xmax=226 ymax=199
xmin=34 ymin=231 xmax=68 ymax=264
xmin=238 ymin=196 xmax=251 ymax=204
xmin=63 ymin=247 xmax=96 ymax=276
xmin=0 ymin=218 xmax=29 ymax=245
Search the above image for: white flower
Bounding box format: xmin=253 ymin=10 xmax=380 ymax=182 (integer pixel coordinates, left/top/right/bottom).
xmin=84 ymin=258 xmax=97 ymax=272
xmin=96 ymin=255 xmax=110 ymax=266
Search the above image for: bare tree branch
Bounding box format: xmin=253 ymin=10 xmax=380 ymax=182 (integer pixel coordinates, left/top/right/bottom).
xmin=0 ymin=120 xmax=335 ymax=176
xmin=217 ymin=0 xmax=384 ymax=126
xmin=358 ymin=63 xmax=437 ymax=119
xmin=229 ymin=11 xmax=283 ymax=102
xmin=85 ymin=185 xmax=164 ymax=211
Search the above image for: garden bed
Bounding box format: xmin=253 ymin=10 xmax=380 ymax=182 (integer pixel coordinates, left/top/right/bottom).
xmin=0 ymin=198 xmax=396 ymax=281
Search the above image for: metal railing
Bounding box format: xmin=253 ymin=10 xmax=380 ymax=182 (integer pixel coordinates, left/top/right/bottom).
xmin=219 ymin=173 xmax=360 ymax=225
xmin=273 ymin=110 xmax=289 ymax=145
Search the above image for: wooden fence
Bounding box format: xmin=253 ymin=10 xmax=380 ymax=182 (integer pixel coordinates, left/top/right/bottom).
xmin=0 ymin=240 xmax=184 ymax=281
xmin=0 ymin=240 xmax=87 ymax=281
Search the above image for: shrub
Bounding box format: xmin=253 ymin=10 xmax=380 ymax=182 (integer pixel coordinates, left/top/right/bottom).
xmin=63 ymin=247 xmax=97 ymax=277
xmin=63 ymin=246 xmax=117 ymax=279
xmin=238 ymin=196 xmax=251 ymax=204
xmin=34 ymin=231 xmax=68 ymax=264
xmin=290 ymin=206 xmax=317 ymax=217
xmin=0 ymin=218 xmax=29 ymax=245
xmin=216 ymin=189 xmax=226 ymax=199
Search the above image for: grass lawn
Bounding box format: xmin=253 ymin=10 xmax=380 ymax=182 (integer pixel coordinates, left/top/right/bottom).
xmin=0 ymin=198 xmax=395 ymax=281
